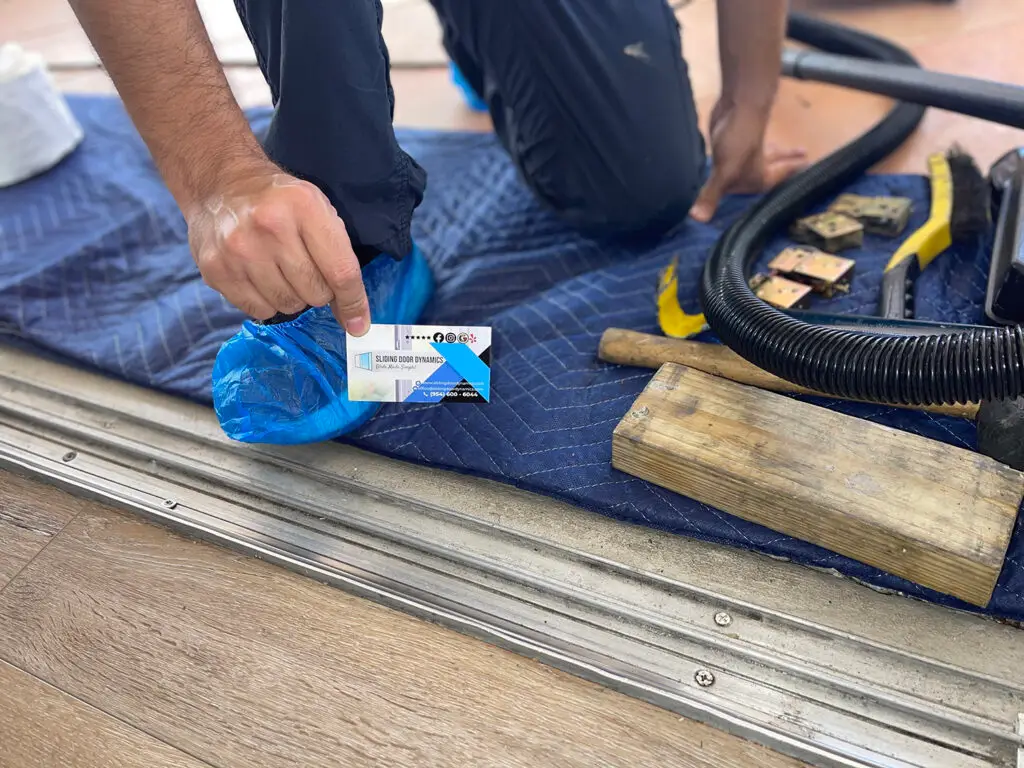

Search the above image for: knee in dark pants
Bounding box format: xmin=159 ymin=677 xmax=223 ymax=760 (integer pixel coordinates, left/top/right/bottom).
xmin=554 ymin=139 xmax=706 ymax=242
xmin=607 ymin=148 xmax=705 ymax=239
xmin=429 ymin=0 xmax=707 ymax=241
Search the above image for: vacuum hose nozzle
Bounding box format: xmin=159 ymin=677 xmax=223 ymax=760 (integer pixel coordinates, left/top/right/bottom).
xmin=781 ymin=46 xmax=1024 ymax=129
xmin=700 ymin=14 xmax=1024 ymax=407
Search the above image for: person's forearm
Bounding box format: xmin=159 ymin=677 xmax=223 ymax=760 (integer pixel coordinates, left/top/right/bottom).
xmin=68 ymin=0 xmax=266 ymax=212
xmin=715 ymin=0 xmax=788 ymax=111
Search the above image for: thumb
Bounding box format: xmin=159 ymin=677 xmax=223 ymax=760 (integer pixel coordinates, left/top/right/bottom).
xmin=689 ymin=171 xmax=727 ymax=223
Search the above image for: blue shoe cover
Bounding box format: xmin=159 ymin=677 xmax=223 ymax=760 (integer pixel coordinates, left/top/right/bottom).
xmin=449 ymin=61 xmax=488 ymax=113
xmin=211 ymin=244 xmax=434 ymax=444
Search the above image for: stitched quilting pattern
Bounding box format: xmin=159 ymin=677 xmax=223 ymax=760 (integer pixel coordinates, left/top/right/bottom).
xmin=1 ymin=96 xmax=1018 ymax=618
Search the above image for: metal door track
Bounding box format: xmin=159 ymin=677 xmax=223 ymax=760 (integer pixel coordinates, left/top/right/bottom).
xmin=1 ymin=345 xmax=1022 ymax=768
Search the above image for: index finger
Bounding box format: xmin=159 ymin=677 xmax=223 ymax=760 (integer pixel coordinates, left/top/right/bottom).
xmin=297 ymin=198 xmax=371 ymax=336
xmin=689 ymin=170 xmax=727 ymax=223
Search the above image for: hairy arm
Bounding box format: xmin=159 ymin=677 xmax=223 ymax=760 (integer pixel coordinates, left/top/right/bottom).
xmin=68 ymin=0 xmax=371 ymax=333
xmin=715 ymin=0 xmax=788 ymax=112
xmin=690 ymin=0 xmax=805 ymax=221
xmin=68 ymin=0 xmax=262 ymax=210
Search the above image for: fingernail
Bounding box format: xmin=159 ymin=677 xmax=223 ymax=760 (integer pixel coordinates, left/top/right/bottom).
xmin=346 ymin=315 xmax=369 ymax=337
xmin=347 ymin=316 xmax=369 ymax=336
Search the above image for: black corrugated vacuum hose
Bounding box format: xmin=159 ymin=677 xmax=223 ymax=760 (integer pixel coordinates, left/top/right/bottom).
xmin=700 ymin=14 xmax=1024 ymax=406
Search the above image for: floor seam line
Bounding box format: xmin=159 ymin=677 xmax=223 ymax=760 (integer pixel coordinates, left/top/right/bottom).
xmin=0 ymin=658 xmax=223 ymax=768
xmin=0 ymin=504 xmax=81 ymax=596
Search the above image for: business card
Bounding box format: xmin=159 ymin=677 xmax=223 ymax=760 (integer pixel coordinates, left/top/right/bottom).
xmin=346 ymin=323 xmax=491 ymax=403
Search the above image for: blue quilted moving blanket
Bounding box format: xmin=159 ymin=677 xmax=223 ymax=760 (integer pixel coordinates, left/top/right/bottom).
xmin=2 ymin=96 xmax=1020 ymax=620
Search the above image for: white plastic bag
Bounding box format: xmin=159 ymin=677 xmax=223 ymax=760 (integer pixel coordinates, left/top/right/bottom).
xmin=0 ymin=43 xmax=84 ymax=188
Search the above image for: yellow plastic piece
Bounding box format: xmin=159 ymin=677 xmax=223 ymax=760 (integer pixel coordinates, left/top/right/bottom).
xmin=884 ymin=152 xmax=953 ymax=273
xmin=657 ymin=256 xmax=708 ymax=339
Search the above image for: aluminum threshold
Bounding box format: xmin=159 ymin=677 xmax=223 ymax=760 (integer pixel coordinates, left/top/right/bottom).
xmin=1 ymin=345 xmax=1023 ymax=768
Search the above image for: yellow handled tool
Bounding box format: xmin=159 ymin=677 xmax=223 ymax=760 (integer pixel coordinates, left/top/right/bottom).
xmin=878 ymin=148 xmax=988 ymax=319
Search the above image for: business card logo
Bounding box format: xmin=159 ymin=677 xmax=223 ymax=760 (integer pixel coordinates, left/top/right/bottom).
xmin=348 ymin=324 xmax=492 ymax=404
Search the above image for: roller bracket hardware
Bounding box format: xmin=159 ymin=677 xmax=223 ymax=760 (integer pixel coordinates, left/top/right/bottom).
xmin=750 ymin=274 xmax=814 ymax=309
xmin=790 ymin=211 xmax=865 ymax=253
xmin=768 ymin=246 xmax=855 ymax=297
xmin=828 ymin=194 xmax=913 ymax=237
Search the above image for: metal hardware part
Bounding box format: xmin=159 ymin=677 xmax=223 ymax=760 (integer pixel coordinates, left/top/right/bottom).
xmin=750 ymin=273 xmax=814 ymax=309
xmin=62 ymin=450 xmax=76 ymax=462
xmin=768 ymin=246 xmax=856 ymax=297
xmin=695 ymin=669 xmax=716 ymax=688
xmin=714 ymin=612 xmax=733 ymax=628
xmin=1 ymin=345 xmax=1023 ymax=768
xmin=790 ymin=211 xmax=865 ymax=252
xmin=829 ymin=194 xmax=914 ymax=236
xmin=162 ymin=498 xmax=178 ymax=510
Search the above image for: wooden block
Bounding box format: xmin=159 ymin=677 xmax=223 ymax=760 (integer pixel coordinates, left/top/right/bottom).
xmin=612 ymin=364 xmax=1023 ymax=607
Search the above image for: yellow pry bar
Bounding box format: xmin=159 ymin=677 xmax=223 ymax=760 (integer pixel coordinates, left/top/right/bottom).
xmin=884 ymin=151 xmax=953 ymax=274
xmin=657 ymin=256 xmax=708 ymax=339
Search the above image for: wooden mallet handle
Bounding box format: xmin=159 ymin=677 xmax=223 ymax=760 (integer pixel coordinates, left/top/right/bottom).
xmin=598 ymin=328 xmax=979 ymax=420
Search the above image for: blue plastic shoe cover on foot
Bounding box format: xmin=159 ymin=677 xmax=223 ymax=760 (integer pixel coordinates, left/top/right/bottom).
xmin=449 ymin=61 xmax=488 ymax=113
xmin=211 ymin=244 xmax=434 ymax=445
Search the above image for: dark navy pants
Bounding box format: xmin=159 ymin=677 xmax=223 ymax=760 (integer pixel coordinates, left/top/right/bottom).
xmin=232 ymin=0 xmax=706 ymax=264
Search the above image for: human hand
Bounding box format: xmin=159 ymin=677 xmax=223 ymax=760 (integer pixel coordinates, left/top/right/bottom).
xmin=186 ymin=161 xmax=371 ymax=335
xmin=689 ymin=100 xmax=808 ymax=223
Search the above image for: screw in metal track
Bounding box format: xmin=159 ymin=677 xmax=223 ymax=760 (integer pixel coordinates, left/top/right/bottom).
xmin=162 ymin=499 xmax=178 ymax=510
xmin=694 ymin=669 xmax=715 ymax=688
xmin=713 ymin=611 xmax=732 ymax=627
xmin=61 ymin=451 xmax=77 ymax=463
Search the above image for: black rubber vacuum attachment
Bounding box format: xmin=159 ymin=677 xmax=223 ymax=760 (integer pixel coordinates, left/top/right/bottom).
xmin=700 ymin=14 xmax=1024 ymax=407
xmin=782 ymin=48 xmax=1024 ymax=129
xmin=977 ymin=397 xmax=1024 ymax=470
xmin=985 ymin=148 xmax=1024 ymax=325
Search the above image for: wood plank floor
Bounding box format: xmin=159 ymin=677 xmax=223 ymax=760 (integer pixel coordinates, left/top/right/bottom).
xmin=0 ymin=470 xmax=807 ymax=767
xmin=0 ymin=473 xmax=77 ymax=591
xmin=0 ymin=660 xmax=211 ymax=768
